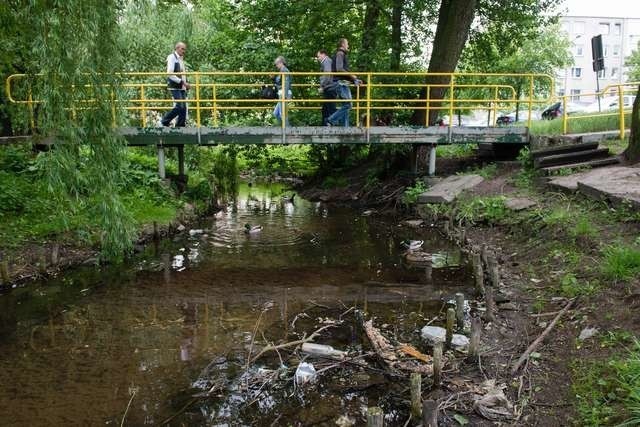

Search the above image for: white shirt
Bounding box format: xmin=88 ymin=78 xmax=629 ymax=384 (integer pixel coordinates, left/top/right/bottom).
xmin=167 ymin=51 xmax=186 ymax=87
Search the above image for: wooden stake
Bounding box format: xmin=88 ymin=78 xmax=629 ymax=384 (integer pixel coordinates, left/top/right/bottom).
xmin=153 ymin=221 xmax=159 ymax=241
xmin=422 ymin=400 xmax=438 ymax=427
xmin=472 ymin=253 xmax=485 ymax=296
xmin=480 ymin=244 xmax=488 ymax=267
xmin=0 ymin=260 xmax=9 ymax=284
xmin=460 ymin=227 xmax=466 ymax=245
xmin=445 ymin=307 xmax=455 ymax=349
xmin=469 ymin=316 xmax=481 ymax=358
xmin=455 ymin=293 xmax=465 ymax=330
xmin=488 ymin=257 xmax=500 ymax=287
xmin=432 ymin=342 xmax=443 ymax=387
xmin=410 ymin=373 xmax=422 ymax=418
xmin=367 ymin=407 xmax=384 ymax=427
xmin=51 ymin=244 xmax=59 ymax=266
xmin=443 ymin=221 xmax=450 ymax=237
xmin=485 ymin=286 xmax=496 ymax=323
xmin=39 ymin=252 xmax=47 ymax=275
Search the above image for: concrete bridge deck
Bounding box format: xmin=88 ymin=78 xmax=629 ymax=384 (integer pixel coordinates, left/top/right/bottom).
xmin=119 ymin=125 xmax=529 ymax=146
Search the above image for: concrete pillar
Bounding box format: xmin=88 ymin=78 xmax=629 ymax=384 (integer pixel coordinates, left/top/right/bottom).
xmin=428 ymin=144 xmax=437 ymax=176
xmin=158 ymin=145 xmax=166 ymax=179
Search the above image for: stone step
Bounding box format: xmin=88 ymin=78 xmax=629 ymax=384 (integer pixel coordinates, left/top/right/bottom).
xmin=541 ymin=157 xmax=620 ymax=175
xmin=530 ymin=141 xmax=599 ymax=159
xmin=417 ymin=174 xmax=484 ymax=204
xmin=534 ymin=148 xmax=611 ymax=168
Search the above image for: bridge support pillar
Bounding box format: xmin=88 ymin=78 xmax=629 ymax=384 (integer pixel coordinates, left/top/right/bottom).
xmin=157 ymin=145 xmax=166 ymax=179
xmin=428 ymin=145 xmax=436 ymax=176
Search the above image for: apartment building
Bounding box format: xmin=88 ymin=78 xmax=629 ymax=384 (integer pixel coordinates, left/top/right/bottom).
xmin=557 ymin=15 xmax=640 ymax=101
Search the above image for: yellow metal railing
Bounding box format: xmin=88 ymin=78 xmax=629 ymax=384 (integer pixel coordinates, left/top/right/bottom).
xmin=560 ymin=82 xmax=638 ymax=139
xmin=6 ymin=71 xmax=555 ymax=131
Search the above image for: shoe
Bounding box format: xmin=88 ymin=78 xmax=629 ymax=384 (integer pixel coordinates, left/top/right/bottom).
xmin=160 ymin=121 xmax=170 ymax=127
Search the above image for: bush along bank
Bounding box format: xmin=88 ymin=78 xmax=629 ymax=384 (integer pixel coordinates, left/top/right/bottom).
xmin=406 ymin=161 xmax=640 ymax=426
xmin=0 ymin=144 xmax=243 ymax=288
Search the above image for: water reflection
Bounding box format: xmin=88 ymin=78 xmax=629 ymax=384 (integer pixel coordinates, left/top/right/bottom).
xmin=0 ymin=181 xmax=473 ymax=426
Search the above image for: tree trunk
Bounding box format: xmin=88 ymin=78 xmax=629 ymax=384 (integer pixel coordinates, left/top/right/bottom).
xmin=623 ymin=85 xmax=640 ymax=164
xmin=390 ymin=0 xmax=403 ymax=71
xmin=411 ymin=0 xmax=477 ymax=125
xmin=361 ymin=0 xmax=381 ymax=71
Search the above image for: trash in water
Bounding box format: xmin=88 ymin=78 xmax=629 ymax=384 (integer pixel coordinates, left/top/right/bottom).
xmin=172 ymin=254 xmax=185 ymax=269
xmin=189 ymin=229 xmax=204 ymax=236
xmin=420 ymin=325 xmax=470 ymax=351
xmin=294 ymin=362 xmax=317 ymax=386
xmin=401 ymin=239 xmax=424 ymax=251
xmin=301 ymin=343 xmax=347 ymax=359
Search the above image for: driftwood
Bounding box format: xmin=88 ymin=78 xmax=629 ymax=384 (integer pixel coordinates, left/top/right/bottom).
xmin=511 ymin=299 xmax=575 ymax=374
xmin=363 ymin=319 xmax=433 ymax=375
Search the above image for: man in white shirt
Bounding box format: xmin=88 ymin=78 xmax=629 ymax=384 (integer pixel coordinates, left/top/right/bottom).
xmin=161 ymin=42 xmax=191 ymax=127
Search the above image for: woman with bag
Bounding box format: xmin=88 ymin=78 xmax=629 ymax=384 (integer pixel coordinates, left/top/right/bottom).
xmin=272 ymin=56 xmax=292 ymax=127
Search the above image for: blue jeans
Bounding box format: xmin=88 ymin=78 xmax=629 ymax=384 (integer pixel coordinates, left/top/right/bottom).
xmin=162 ymin=89 xmax=187 ymax=127
xmin=273 ymin=91 xmax=292 ymax=127
xmin=321 ymin=85 xmax=337 ymax=126
xmin=327 ymin=82 xmax=351 ymax=127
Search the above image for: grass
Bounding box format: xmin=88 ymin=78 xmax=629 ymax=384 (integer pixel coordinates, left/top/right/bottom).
xmin=460 ymin=163 xmax=498 ymax=179
xmin=573 ymin=337 xmax=640 ymax=426
xmin=528 ymin=112 xmax=631 ymax=136
xmin=402 ymin=180 xmax=427 ymax=205
xmin=602 ymin=244 xmax=640 ymax=281
xmin=455 ymin=196 xmax=508 ymax=224
xmin=436 ymin=144 xmax=475 ymax=159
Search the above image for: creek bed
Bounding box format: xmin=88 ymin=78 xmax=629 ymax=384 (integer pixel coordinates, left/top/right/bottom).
xmin=0 ymin=182 xmax=474 ymax=425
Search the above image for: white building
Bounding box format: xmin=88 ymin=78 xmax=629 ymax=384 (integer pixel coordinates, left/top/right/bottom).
xmin=557 ymin=15 xmax=640 ymax=102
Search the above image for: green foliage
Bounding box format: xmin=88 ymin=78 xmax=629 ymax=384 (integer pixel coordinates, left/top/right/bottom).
xmin=461 ymin=163 xmax=498 ymax=179
xmin=529 ymin=113 xmax=632 ymax=136
xmin=559 ymin=272 xmax=599 ymax=298
xmin=237 ymin=145 xmax=316 ymax=176
xmin=437 ymin=144 xmax=475 ymax=159
xmin=570 ymin=216 xmax=597 ymax=239
xmin=402 ymin=180 xmax=427 ymax=204
xmin=456 ymin=196 xmax=508 ymax=224
xmin=602 ymin=244 xmax=640 ymax=281
xmin=321 ymin=175 xmax=348 ymax=189
xmin=573 ymin=337 xmax=640 ymax=426
xmin=626 ymin=40 xmax=640 ymax=82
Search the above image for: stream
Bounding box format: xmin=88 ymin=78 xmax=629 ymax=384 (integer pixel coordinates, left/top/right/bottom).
xmin=0 ymin=181 xmax=474 ymax=426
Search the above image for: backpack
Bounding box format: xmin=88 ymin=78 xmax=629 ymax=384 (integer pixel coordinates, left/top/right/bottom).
xmin=260 ymin=85 xmax=278 ymax=99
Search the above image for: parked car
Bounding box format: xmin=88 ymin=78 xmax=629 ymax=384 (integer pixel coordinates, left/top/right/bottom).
xmin=496 ymin=109 xmax=541 ymax=125
xmin=541 ymin=102 xmax=562 ymax=120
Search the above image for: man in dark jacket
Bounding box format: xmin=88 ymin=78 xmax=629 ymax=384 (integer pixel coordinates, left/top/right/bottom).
xmin=161 ymin=42 xmax=191 ymax=127
xmin=326 ymin=38 xmax=361 ymax=127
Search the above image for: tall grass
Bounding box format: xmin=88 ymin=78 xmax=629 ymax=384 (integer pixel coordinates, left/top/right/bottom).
xmin=529 ymin=112 xmax=631 ymax=136
xmin=602 ymin=244 xmax=640 ymax=281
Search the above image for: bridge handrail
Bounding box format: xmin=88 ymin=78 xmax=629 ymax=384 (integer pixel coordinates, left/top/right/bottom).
xmin=6 ymin=71 xmax=555 ymax=130
xmin=559 ymin=81 xmax=639 ymax=139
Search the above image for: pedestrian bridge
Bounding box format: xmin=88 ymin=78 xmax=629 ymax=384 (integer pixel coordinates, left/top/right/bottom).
xmin=6 ymin=71 xmax=554 ymax=145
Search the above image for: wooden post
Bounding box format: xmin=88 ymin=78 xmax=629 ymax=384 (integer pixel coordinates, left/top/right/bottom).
xmin=455 ymin=293 xmax=465 ymax=330
xmin=410 ymin=373 xmax=422 ymax=418
xmin=422 ymin=400 xmax=438 ymax=427
xmin=489 ymin=257 xmax=500 ymax=287
xmin=469 ymin=315 xmax=481 ymax=358
xmin=485 ymin=285 xmax=496 ymax=322
xmin=432 ymin=342 xmax=443 ymax=387
xmin=153 ymin=221 xmax=159 ymax=241
xmin=39 ymin=251 xmax=47 ymax=275
xmin=480 ymin=244 xmax=488 ymax=267
xmin=0 ymin=260 xmax=9 ymax=284
xmin=367 ymin=407 xmax=384 ymax=427
xmin=443 ymin=221 xmax=450 ymax=236
xmin=446 ymin=307 xmax=455 ymax=349
xmin=177 ymin=144 xmax=185 ymax=177
xmin=459 ymin=227 xmax=466 ymax=245
xmin=51 ymin=244 xmax=59 ymax=266
xmin=472 ymin=252 xmax=485 ymax=296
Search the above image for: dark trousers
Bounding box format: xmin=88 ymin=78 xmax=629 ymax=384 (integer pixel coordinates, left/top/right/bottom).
xmin=162 ymin=89 xmax=187 ymax=127
xmin=321 ymin=86 xmax=337 ymax=126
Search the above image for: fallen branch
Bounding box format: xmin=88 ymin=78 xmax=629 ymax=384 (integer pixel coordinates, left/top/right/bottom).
xmin=511 ymin=299 xmax=575 ymax=375
xmin=249 ymin=324 xmax=335 ymax=364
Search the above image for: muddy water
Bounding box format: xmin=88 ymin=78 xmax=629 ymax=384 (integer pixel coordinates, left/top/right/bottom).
xmin=0 ymin=182 xmax=473 ymax=426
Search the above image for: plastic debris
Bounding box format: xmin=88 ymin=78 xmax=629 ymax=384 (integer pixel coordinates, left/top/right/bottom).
xmin=578 ymin=327 xmax=599 ymax=341
xmin=294 ymin=362 xmax=316 ymax=386
xmin=189 ymin=229 xmax=204 ymax=236
xmin=301 ymin=343 xmax=347 ymax=359
xmin=420 ymin=325 xmax=470 ymax=351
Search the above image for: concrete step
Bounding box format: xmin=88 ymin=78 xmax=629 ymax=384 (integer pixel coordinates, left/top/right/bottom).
xmin=534 ymin=148 xmax=611 ymax=168
xmin=530 ymin=141 xmax=599 ymax=159
xmin=541 ymin=157 xmax=620 ymax=175
xmin=417 ymin=174 xmax=484 ymax=204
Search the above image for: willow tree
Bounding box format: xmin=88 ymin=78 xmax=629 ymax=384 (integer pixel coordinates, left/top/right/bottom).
xmin=25 ymin=0 xmax=135 ymax=260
